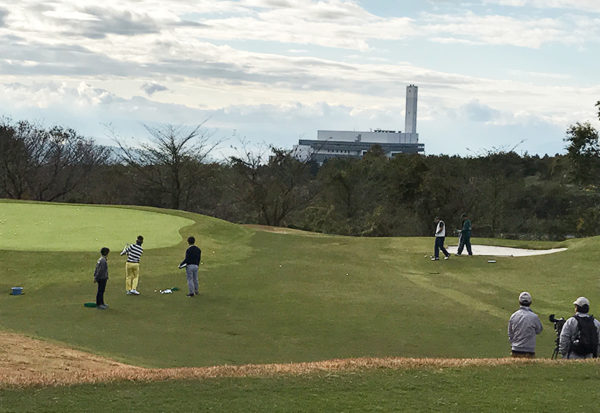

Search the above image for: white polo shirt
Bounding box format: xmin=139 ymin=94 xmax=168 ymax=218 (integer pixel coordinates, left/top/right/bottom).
xmin=435 ymin=221 xmax=446 ymax=237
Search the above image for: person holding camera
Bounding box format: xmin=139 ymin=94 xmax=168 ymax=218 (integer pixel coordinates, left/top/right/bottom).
xmin=508 ymin=292 xmax=543 ymax=358
xmin=559 ymin=297 xmax=600 ymax=359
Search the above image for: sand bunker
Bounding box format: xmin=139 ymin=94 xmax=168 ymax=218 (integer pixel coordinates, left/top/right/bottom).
xmin=447 ymin=245 xmax=567 ymax=257
xmin=245 ymin=226 xmax=569 ymax=257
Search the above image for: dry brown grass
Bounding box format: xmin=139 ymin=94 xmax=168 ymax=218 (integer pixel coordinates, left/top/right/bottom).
xmin=0 ymin=331 xmax=590 ymax=388
xmin=0 ymin=331 xmax=142 ymax=388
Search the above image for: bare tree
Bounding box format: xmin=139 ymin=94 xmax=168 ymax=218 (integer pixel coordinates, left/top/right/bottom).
xmin=28 ymin=126 xmax=109 ymax=201
xmin=0 ymin=120 xmax=30 ymax=198
xmin=230 ymin=144 xmax=318 ymax=227
xmin=0 ymin=119 xmax=109 ymax=201
xmin=113 ymin=123 xmax=219 ymax=210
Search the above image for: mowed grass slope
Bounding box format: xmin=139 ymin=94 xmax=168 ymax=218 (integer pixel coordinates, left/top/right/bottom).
xmin=0 ymin=200 xmax=594 ymax=369
xmin=3 ymin=363 xmax=600 ymax=412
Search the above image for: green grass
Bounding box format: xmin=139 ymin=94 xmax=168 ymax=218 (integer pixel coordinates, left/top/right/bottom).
xmin=0 ymin=201 xmax=194 ymax=251
xmin=0 ymin=200 xmax=590 ymax=367
xmin=3 ymin=200 xmax=600 ymax=410
xmin=2 ymin=363 xmax=600 ymax=412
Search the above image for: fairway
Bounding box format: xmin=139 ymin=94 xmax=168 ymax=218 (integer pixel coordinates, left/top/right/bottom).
xmin=1 ymin=200 xmax=599 ymax=411
xmin=0 ymin=202 xmax=194 ymax=251
xmin=0 ymin=199 xmax=580 ymax=367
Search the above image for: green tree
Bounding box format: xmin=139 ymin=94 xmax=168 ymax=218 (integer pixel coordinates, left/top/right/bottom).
xmin=564 ymin=122 xmax=600 ymax=185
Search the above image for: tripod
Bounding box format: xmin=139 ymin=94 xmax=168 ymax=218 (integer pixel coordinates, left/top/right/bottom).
xmin=549 ymin=314 xmax=565 ymax=359
xmin=551 ymin=334 xmax=561 ymax=360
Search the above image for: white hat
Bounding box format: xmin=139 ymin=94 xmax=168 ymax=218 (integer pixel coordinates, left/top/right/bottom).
xmin=574 ymin=297 xmax=590 ymax=307
xmin=519 ymin=291 xmax=532 ymax=305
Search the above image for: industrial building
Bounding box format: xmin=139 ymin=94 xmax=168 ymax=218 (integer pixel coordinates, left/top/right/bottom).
xmin=294 ymin=85 xmax=424 ymax=163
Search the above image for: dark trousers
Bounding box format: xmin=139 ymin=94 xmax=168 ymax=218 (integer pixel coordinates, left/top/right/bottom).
xmin=96 ymin=278 xmax=107 ymax=306
xmin=512 ymin=350 xmax=535 ymax=358
xmin=434 ymin=237 xmax=449 ymax=259
xmin=457 ymin=233 xmax=472 ymax=255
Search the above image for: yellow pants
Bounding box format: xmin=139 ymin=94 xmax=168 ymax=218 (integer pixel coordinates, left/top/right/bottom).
xmin=125 ymin=262 xmax=140 ymax=291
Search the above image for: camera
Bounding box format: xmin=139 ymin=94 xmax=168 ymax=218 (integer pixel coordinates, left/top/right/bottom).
xmin=549 ymin=314 xmax=566 ymax=359
xmin=549 ymin=314 xmax=565 ymax=333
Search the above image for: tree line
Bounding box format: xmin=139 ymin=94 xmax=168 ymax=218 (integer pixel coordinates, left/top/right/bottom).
xmin=1 ymin=103 xmax=600 ymax=240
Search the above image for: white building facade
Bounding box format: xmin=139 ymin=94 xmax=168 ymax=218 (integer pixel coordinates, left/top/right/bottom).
xmin=294 ymin=85 xmax=424 ymax=163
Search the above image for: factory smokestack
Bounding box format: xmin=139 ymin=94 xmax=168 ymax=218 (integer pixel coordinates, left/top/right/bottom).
xmin=405 ymin=85 xmax=418 ymax=135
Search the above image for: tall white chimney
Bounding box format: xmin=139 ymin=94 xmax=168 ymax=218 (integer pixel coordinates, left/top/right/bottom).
xmin=405 ymin=85 xmax=418 ymax=135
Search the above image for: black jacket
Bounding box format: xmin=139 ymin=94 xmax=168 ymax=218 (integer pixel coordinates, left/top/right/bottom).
xmin=181 ymin=245 xmax=201 ymax=266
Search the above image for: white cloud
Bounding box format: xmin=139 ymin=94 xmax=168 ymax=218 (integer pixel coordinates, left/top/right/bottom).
xmin=421 ymin=12 xmax=583 ymax=48
xmin=484 ymin=0 xmax=600 ymax=13
xmin=460 ymin=99 xmax=501 ymax=122
xmin=141 ymin=82 xmax=168 ymax=96
xmin=0 ymin=0 xmax=598 ymax=156
xmin=42 ymin=8 xmax=101 ymax=22
xmin=0 ymin=81 xmax=120 ymax=109
xmin=508 ymin=70 xmax=571 ymax=80
xmin=0 ymin=1 xmax=416 ymax=51
xmin=1 ymin=0 xmax=598 ymax=73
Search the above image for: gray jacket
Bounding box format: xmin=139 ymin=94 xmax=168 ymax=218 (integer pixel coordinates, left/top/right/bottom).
xmin=508 ymin=306 xmax=543 ymax=353
xmin=94 ymin=256 xmax=108 ymax=281
xmin=559 ymin=313 xmax=600 ymax=359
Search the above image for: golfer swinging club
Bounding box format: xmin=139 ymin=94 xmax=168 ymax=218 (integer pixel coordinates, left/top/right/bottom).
xmin=121 ymin=235 xmax=144 ymax=295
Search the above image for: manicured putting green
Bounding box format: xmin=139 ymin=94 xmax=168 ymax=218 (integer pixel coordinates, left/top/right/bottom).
xmin=0 ymin=202 xmax=194 ymax=251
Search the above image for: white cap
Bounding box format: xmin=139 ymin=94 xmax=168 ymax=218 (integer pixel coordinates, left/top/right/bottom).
xmin=519 ymin=291 xmax=532 ymax=305
xmin=574 ymin=297 xmax=590 ymax=307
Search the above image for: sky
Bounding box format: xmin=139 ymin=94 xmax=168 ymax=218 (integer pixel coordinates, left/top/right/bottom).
xmin=1 ymin=0 xmax=599 ymax=159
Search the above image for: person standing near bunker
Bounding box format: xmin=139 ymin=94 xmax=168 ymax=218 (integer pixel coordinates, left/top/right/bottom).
xmin=432 ymin=217 xmax=450 ymax=261
xmin=457 ymin=213 xmax=473 ymax=256
xmin=508 ymin=292 xmax=543 ymax=358
xmin=179 ymin=236 xmax=201 ymax=297
xmin=121 ymin=235 xmax=144 ymax=295
xmin=93 ymin=247 xmax=110 ymax=310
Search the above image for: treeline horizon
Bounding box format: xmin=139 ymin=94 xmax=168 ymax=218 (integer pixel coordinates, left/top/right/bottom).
xmin=2 ymin=107 xmax=600 ymax=240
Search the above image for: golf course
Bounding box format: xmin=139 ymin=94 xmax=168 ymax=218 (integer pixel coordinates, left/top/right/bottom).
xmin=1 ymin=199 xmax=599 ymax=412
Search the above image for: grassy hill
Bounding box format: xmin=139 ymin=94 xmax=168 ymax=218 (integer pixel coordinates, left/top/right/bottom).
xmin=1 ymin=200 xmax=599 ymax=411
xmin=0 ymin=200 xmax=582 ymax=366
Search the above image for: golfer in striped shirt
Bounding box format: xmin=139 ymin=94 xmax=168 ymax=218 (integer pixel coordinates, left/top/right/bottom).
xmin=121 ymin=235 xmax=144 ymax=295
